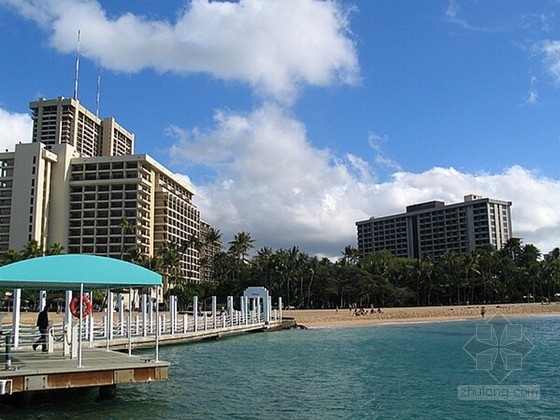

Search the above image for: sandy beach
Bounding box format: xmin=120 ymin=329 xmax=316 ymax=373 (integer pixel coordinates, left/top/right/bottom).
xmin=283 ymin=302 xmax=560 ymax=328
xmin=3 ymin=302 xmax=560 ymax=329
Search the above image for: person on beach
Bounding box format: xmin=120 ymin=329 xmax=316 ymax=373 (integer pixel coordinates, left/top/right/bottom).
xmin=33 ymin=307 xmax=49 ymax=352
xmin=480 ymin=307 xmax=486 ymax=319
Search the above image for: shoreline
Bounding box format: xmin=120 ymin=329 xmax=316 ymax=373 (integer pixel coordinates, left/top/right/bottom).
xmin=284 ymin=302 xmax=560 ymax=329
xmin=4 ymin=302 xmax=560 ymax=330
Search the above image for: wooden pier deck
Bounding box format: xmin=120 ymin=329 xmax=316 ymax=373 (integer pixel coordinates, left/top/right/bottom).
xmin=0 ymin=347 xmax=168 ymax=395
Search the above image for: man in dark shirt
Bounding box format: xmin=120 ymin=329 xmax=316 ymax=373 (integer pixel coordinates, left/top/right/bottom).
xmin=33 ymin=307 xmax=49 ymax=352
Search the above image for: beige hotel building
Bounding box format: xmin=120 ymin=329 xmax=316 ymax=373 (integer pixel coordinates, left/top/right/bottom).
xmin=0 ymin=96 xmax=216 ymax=285
xmin=356 ymin=195 xmax=513 ymax=260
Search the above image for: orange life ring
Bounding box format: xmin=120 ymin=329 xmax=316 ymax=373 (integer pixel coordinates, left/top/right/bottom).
xmin=69 ymin=295 xmax=92 ymax=319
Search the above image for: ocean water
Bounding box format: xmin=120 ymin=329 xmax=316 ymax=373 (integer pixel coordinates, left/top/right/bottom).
xmin=1 ymin=315 xmax=559 ymax=419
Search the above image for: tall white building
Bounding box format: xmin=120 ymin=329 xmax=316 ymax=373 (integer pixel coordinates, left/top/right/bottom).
xmin=356 ymin=194 xmax=513 ymax=260
xmin=0 ymin=97 xmax=216 ymax=286
xmin=30 ymin=96 xmax=134 ymax=157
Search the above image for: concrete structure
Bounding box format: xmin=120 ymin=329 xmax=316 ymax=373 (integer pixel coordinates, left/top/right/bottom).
xmin=356 ymin=194 xmax=513 ymax=260
xmin=0 ymin=97 xmax=221 ymax=285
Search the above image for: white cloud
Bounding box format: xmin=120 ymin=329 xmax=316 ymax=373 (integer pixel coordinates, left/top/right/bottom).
xmin=444 ymin=0 xmax=460 ymax=20
xmin=443 ymin=0 xmax=504 ymax=33
xmin=0 ymin=108 xmax=32 ymax=151
xmin=525 ymin=90 xmax=538 ymax=105
xmin=2 ymin=0 xmax=359 ymax=103
xmin=368 ymin=131 xmax=401 ymax=172
xmin=540 ymin=39 xmax=560 ymax=85
xmin=168 ymin=105 xmax=560 ymax=257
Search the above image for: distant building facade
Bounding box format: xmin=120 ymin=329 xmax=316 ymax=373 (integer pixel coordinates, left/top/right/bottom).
xmin=0 ymin=96 xmax=221 ymax=286
xmin=356 ymin=194 xmax=513 ymax=260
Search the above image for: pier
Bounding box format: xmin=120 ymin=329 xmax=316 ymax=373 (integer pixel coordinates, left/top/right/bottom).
xmin=1 ymin=297 xmax=286 ymax=398
xmin=0 ymin=255 xmax=169 ymax=401
xmin=1 ymin=255 xmax=289 ymax=401
xmin=0 ymin=347 xmax=168 ymax=398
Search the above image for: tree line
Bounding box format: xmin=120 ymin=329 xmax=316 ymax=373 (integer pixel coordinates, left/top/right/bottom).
xmin=3 ymin=234 xmax=560 ymax=310
xmin=168 ymin=233 xmax=560 ymax=310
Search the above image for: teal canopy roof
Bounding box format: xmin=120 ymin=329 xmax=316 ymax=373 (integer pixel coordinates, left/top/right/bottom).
xmin=0 ymin=255 xmax=162 ymax=289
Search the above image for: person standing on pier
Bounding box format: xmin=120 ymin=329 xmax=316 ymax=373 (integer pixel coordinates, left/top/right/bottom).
xmin=33 ymin=307 xmax=49 ymax=352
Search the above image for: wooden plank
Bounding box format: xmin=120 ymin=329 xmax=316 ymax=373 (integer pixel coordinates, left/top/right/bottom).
xmin=47 ymin=370 xmax=115 ymax=389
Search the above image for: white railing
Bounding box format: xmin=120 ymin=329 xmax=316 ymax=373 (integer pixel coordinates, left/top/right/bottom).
xmin=1 ymin=294 xmax=284 ymax=353
xmin=91 ymin=308 xmax=270 ymax=341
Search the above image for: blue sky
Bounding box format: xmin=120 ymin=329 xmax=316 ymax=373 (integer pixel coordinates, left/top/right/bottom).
xmin=2 ymin=0 xmax=560 ymax=258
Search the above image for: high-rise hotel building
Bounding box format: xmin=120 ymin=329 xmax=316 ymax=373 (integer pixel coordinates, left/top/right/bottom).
xmin=0 ymin=96 xmax=214 ymax=285
xmin=30 ymin=96 xmax=134 ymax=157
xmin=356 ymin=195 xmax=513 ymax=260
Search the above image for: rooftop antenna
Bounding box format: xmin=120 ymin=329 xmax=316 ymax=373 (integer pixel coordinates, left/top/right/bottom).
xmin=95 ymin=64 xmax=101 ymax=117
xmin=73 ymin=29 xmax=81 ymax=100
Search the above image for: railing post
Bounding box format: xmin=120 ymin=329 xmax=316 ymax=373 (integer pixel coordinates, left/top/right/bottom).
xmin=169 ymin=295 xmax=175 ymax=336
xmin=148 ymin=296 xmax=154 ymax=334
xmin=193 ymin=296 xmax=198 ymax=332
xmin=89 ymin=314 xmax=94 ymax=346
xmin=212 ymin=296 xmax=217 ymax=329
xmin=108 ymin=291 xmax=114 ymax=340
xmin=64 ymin=290 xmax=73 ymax=355
xmin=118 ymin=294 xmax=125 ymax=336
xmin=227 ymin=296 xmax=234 ymax=327
xmin=141 ymin=294 xmax=147 ymax=337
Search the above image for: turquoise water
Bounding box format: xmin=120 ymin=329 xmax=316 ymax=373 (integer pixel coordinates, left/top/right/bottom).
xmin=2 ymin=315 xmax=559 ymax=419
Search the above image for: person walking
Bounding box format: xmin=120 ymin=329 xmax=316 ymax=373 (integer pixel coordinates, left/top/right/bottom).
xmin=33 ymin=307 xmax=49 ymax=352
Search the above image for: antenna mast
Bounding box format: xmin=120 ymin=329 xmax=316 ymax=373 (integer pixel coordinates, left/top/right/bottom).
xmin=73 ymin=30 xmax=81 ymax=100
xmin=95 ymin=65 xmax=101 ymax=117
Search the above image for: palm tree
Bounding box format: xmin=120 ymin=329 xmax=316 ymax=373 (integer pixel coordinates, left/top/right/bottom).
xmin=3 ymin=249 xmax=23 ymax=265
xmin=46 ymin=243 xmax=65 ymax=255
xmin=159 ymin=241 xmax=183 ymax=295
xmin=463 ymin=250 xmax=480 ymax=304
xmin=413 ymin=256 xmax=434 ymax=306
xmin=22 ymin=239 xmax=42 ymax=259
xmin=476 ymin=245 xmax=498 ymax=303
xmin=519 ymin=243 xmax=541 ymax=301
xmin=340 ymin=245 xmax=360 ymax=266
xmin=228 ymin=231 xmax=255 ymax=261
xmin=254 ymin=246 xmax=275 ymax=291
xmin=205 ymin=227 xmax=222 ymax=250
xmin=542 ymin=248 xmax=560 ymax=300
xmin=199 ymin=227 xmax=222 ymax=283
xmin=439 ymin=250 xmax=460 ymax=304
xmin=306 ymin=256 xmax=320 ymax=308
xmin=119 ymin=216 xmax=134 ymax=260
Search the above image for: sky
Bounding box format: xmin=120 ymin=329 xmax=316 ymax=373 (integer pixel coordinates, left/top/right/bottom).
xmin=2 ymin=0 xmax=560 ymax=259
